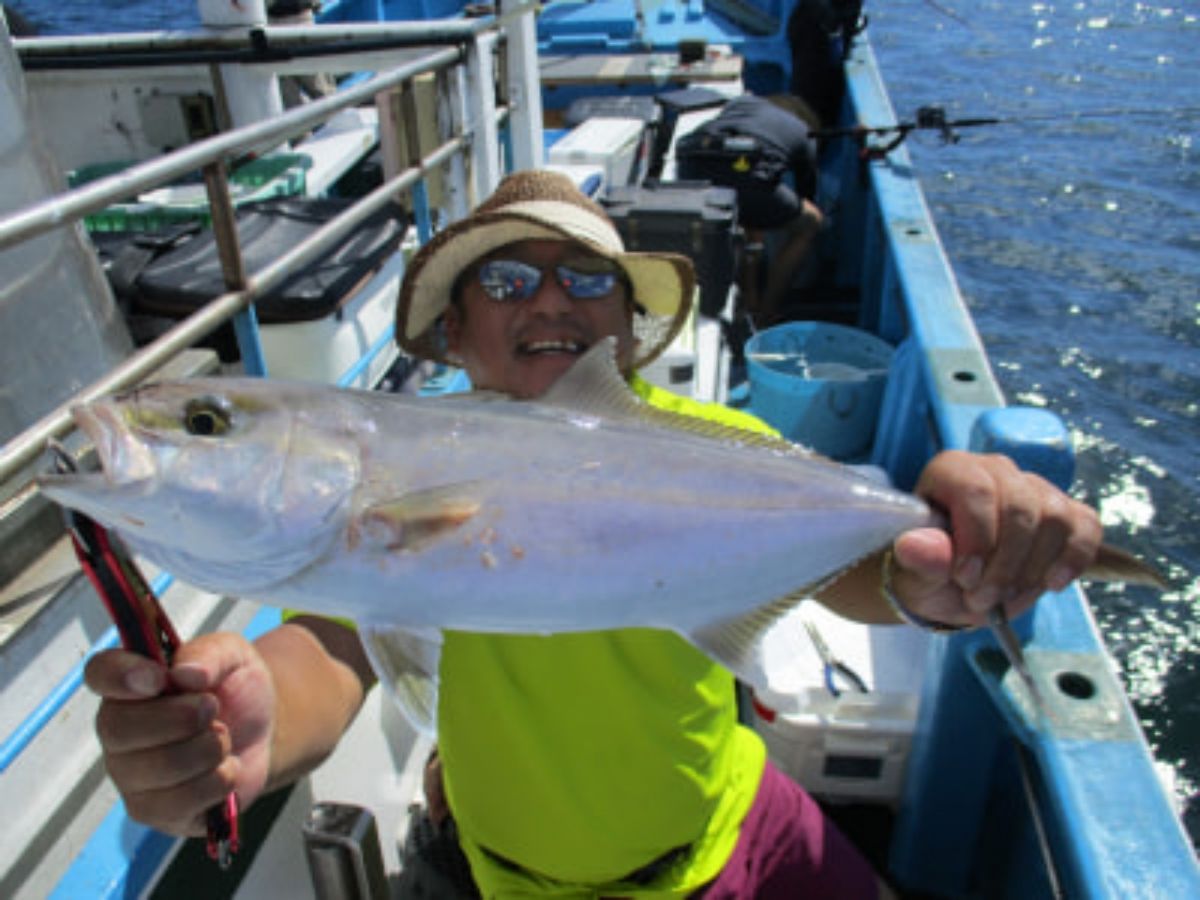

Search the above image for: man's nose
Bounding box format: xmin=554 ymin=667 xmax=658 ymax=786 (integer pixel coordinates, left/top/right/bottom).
xmin=524 ymin=268 xmax=573 ymax=313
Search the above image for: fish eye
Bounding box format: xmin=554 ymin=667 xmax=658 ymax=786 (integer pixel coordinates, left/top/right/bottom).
xmin=183 ymin=398 xmax=233 ymax=437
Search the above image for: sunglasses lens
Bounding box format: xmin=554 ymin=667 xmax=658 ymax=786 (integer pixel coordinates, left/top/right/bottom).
xmin=555 ymin=263 xmax=619 ymax=299
xmin=478 ymin=260 xmax=542 ymax=301
xmin=476 ymin=257 xmax=622 ymax=301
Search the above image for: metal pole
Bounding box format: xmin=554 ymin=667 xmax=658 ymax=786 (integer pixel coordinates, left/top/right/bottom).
xmin=0 ymin=45 xmax=463 ymax=251
xmin=500 ymin=0 xmax=543 ymax=171
xmin=302 ymin=803 xmax=390 ymax=900
xmin=464 ymin=31 xmax=501 ymax=201
xmin=0 ymin=137 xmax=465 ymax=484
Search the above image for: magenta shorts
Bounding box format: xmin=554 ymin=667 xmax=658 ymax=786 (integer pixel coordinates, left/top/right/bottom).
xmin=692 ymin=761 xmax=880 ymax=899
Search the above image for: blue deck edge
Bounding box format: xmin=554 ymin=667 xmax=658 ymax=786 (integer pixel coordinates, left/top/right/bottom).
xmin=49 ymin=606 xmax=283 ymax=900
xmin=844 ymin=36 xmax=1200 ymax=899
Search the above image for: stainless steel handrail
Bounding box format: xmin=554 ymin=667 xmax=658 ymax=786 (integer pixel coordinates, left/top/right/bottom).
xmin=13 ymin=7 xmax=536 ymax=58
xmin=0 ymin=44 xmax=462 ymax=251
xmin=0 ymin=137 xmax=483 ymax=485
xmin=0 ymin=28 xmax=513 ymax=484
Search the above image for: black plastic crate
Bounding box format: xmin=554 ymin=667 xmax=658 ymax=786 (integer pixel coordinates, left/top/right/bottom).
xmin=600 ymin=180 xmax=738 ymax=318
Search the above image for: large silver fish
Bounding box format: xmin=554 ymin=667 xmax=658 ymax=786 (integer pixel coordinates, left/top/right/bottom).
xmin=35 ymin=340 xmax=1157 ymax=721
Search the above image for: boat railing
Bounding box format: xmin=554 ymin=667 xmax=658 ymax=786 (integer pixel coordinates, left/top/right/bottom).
xmin=0 ymin=8 xmax=546 ymax=487
xmin=842 ymin=39 xmax=1200 ymax=897
xmin=0 ymin=13 xmax=542 ymax=896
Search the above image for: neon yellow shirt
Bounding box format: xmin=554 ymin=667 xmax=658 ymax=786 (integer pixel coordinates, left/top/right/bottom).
xmin=438 ymin=377 xmax=777 ymax=898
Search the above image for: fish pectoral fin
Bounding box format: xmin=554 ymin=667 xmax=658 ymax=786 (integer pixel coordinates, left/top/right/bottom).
xmin=687 ymin=590 xmax=811 ymax=689
xmin=358 ymin=484 xmax=482 ymax=552
xmin=360 ymin=625 xmax=442 ymax=734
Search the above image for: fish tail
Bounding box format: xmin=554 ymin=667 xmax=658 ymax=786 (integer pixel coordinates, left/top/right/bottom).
xmin=1084 ymin=544 xmax=1167 ymax=589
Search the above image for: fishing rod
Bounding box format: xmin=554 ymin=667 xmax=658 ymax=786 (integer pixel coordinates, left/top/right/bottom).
xmin=819 ymin=103 xmax=1200 ymax=157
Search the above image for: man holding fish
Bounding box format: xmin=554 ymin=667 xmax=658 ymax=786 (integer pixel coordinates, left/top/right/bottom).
xmin=80 ymin=171 xmax=1106 ymax=897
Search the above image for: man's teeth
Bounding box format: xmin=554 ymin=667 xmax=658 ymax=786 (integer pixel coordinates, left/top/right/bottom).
xmin=521 ymin=340 xmax=585 ymax=355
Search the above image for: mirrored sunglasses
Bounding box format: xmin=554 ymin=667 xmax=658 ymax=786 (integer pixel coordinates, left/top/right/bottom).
xmin=476 ymin=258 xmax=624 ymax=302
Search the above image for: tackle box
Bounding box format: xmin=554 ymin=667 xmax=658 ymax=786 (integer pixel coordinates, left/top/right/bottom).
xmin=108 ymin=196 xmax=404 ymax=324
xmin=564 ymin=95 xmax=662 ymax=129
xmin=600 ymin=180 xmax=739 ymax=318
xmin=97 ymin=197 xmax=406 ymax=386
xmin=746 ymin=605 xmax=930 ymax=806
xmin=564 ymin=96 xmax=663 ymax=178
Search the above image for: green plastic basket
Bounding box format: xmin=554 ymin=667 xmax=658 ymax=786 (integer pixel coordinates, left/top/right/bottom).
xmin=68 ymin=153 xmax=311 ymax=232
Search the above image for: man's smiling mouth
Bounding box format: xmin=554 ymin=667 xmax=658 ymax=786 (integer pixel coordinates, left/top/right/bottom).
xmin=517 ymin=339 xmax=589 ymax=356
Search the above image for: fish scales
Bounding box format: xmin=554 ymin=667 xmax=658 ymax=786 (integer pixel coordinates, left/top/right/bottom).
xmin=37 ymin=340 xmax=1165 ymax=713
xmin=37 ymin=341 xmax=931 ymax=685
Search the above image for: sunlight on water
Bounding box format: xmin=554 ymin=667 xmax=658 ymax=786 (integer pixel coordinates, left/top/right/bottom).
xmin=873 ymin=0 xmax=1200 ymax=849
xmin=1073 ymin=431 xmax=1164 ymax=531
xmin=1013 ymin=389 xmax=1049 ymax=408
xmin=1097 ymin=474 xmax=1156 ymax=531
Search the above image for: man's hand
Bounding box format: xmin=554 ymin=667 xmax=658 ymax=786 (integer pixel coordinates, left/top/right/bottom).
xmin=85 ymin=633 xmax=275 ymax=837
xmin=891 ymin=450 xmax=1104 ymax=629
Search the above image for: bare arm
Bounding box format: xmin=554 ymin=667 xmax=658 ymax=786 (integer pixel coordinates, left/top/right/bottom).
xmin=257 ymin=615 xmax=376 ymax=793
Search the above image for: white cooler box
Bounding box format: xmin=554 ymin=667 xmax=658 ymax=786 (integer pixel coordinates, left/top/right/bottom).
xmin=101 ymin=197 xmax=406 ymax=388
xmin=747 ymin=605 xmax=931 ymax=806
xmin=260 ymin=250 xmax=402 ymax=388
xmin=548 ymin=117 xmax=648 ymax=189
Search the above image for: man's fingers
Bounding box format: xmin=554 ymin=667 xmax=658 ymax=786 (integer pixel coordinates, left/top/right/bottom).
xmin=915 ymin=450 xmax=1005 ymax=574
xmin=168 ymin=632 xmax=259 ymax=694
xmin=84 ymin=649 xmax=167 ymax=700
xmin=966 ymin=466 xmax=1042 ymax=612
xmin=104 ymin=721 xmax=232 ymax=794
xmin=95 ymin=692 xmax=219 ymax=754
xmin=892 ymin=527 xmax=954 ymax=582
xmin=121 ymin=758 xmax=241 ymax=837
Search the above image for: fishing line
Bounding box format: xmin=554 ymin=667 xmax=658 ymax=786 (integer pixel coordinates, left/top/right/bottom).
xmin=1013 ymin=737 xmax=1066 ymax=900
xmin=819 ymin=104 xmax=1200 ymax=156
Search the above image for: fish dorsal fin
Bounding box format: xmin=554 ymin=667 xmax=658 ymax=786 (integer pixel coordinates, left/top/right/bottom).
xmin=687 ymin=589 xmax=812 ymax=689
xmin=540 ymin=338 xmax=824 ymax=459
xmin=538 ymin=337 xmax=646 ymax=418
xmin=356 ymin=483 xmax=482 ymax=552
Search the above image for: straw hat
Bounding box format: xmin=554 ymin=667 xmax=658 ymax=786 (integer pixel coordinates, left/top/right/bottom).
xmin=396 ymin=169 xmax=695 ymax=370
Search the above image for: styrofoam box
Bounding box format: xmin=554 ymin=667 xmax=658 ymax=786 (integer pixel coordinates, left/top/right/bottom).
xmin=747 ymin=605 xmax=932 ymax=806
xmin=639 ymin=290 xmax=698 ymax=397
xmin=751 ymin=690 xmax=919 ymax=807
xmin=548 ymin=117 xmax=645 ymax=189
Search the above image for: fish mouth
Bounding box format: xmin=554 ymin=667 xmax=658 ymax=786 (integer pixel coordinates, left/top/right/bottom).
xmin=39 ymin=401 xmax=155 ymax=491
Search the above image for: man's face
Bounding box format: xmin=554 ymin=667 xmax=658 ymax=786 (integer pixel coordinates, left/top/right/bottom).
xmin=445 ymin=239 xmax=637 ymax=399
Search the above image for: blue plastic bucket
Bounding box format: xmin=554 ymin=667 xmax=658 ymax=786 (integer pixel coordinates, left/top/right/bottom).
xmin=745 ymin=322 xmax=894 ymax=459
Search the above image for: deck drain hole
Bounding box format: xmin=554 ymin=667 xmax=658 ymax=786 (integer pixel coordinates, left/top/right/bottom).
xmin=1056 ymin=671 xmax=1095 ymax=700
xmin=953 ymin=370 xmax=977 ymax=383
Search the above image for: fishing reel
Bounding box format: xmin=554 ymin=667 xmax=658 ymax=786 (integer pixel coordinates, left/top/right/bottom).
xmin=915 ymin=105 xmax=960 ymax=144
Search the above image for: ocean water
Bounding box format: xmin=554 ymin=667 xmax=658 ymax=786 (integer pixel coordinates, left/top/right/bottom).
xmin=10 ymin=0 xmax=1199 ymax=852
xmin=868 ymin=0 xmax=1199 ymax=850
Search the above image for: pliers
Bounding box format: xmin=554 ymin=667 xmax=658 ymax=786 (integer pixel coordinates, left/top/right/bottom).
xmin=802 ymin=618 xmax=870 ymax=698
xmin=47 ymin=440 xmax=240 ymax=868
